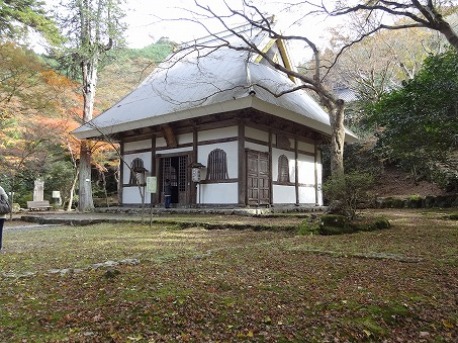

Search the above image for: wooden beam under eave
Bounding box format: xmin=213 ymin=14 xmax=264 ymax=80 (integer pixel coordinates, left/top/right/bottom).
xmin=276 ymin=39 xmax=296 ymax=83
xmin=161 ymin=124 xmax=178 ymax=148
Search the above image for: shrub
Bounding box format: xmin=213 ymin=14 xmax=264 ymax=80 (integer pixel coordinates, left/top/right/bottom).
xmin=448 ymin=213 xmax=458 ymax=220
xmin=297 ymin=219 xmax=320 ymax=235
xmin=323 ymin=171 xmax=376 ymax=219
xmin=317 ymin=215 xmax=390 ymax=235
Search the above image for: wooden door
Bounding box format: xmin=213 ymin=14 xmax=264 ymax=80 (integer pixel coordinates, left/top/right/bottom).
xmin=161 ymin=155 xmax=190 ymax=207
xmin=247 ymin=150 xmax=270 ymax=206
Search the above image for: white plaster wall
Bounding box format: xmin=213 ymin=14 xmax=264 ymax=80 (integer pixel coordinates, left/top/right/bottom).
xmin=156 ymin=136 xmax=167 ymax=148
xmin=298 ymin=186 xmax=317 ymax=204
xmin=122 ymin=186 xmax=151 ymax=204
xmin=273 ymin=185 xmax=295 ymax=204
xmin=297 ymin=140 xmax=315 ymax=154
xmin=316 ymin=150 xmax=323 ymax=205
xmin=124 ymin=139 xmax=152 ymax=152
xmin=245 ymin=142 xmax=269 ymax=153
xmin=198 ymin=183 xmax=238 ymax=204
xmin=272 ymin=148 xmax=295 ymax=182
xmin=179 ymin=132 xmax=193 ymax=145
xmin=122 ymin=152 xmax=152 ymax=184
xmin=199 ymin=126 xmax=237 ymax=141
xmin=198 ymin=141 xmax=238 ymax=179
xmin=246 ymin=126 xmax=269 ymax=142
xmin=297 ymin=154 xmax=315 ymax=184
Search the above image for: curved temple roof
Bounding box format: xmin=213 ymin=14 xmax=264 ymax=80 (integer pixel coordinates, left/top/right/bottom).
xmin=73 ymin=24 xmax=357 ymax=143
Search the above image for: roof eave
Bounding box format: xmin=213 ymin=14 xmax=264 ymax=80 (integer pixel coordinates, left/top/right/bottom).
xmin=72 ymin=95 xmax=357 ymax=143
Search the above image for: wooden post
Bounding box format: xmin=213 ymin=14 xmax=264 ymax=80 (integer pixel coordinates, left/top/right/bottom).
xmin=295 ymin=138 xmax=299 ymax=206
xmin=238 ymin=121 xmax=246 ymax=206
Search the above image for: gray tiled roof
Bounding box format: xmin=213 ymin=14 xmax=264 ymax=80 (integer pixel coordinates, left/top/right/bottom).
xmin=73 ymin=26 xmax=356 ymax=142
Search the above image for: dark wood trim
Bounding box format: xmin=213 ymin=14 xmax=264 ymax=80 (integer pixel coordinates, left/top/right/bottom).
xmin=314 ymin=144 xmax=319 ymax=205
xmin=197 ymin=137 xmax=238 ymax=146
xmin=156 ymin=151 xmax=192 ymax=158
xmin=120 ymin=142 xmax=124 ymax=205
xmin=245 ymin=137 xmax=269 ymax=147
xmin=199 ymin=178 xmax=238 ymax=184
xmin=156 ymin=142 xmax=194 ymax=151
xmin=244 ymin=118 xmax=319 ymax=145
xmin=297 ymin=149 xmax=315 ymax=157
xmin=272 ymin=181 xmax=295 ymax=186
xmin=150 ymin=135 xmax=156 ymax=206
xmin=123 ymin=148 xmax=153 ymax=155
xmin=272 ymin=182 xmax=315 ymax=188
xmin=191 ymin=126 xmax=198 ymax=206
xmin=191 ymin=118 xmax=239 ymax=131
xmin=295 ymin=138 xmax=299 ymax=206
xmin=154 ymin=156 xmax=160 ymax=206
xmin=268 ymin=129 xmax=273 ymax=205
xmin=238 ymin=121 xmax=246 ymax=206
xmin=161 ymin=124 xmax=178 ymax=148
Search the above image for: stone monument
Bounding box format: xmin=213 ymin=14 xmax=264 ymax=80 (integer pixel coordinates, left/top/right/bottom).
xmin=33 ymin=179 xmax=45 ymax=201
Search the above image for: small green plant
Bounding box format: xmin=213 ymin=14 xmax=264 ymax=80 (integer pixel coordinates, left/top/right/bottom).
xmin=317 ymin=215 xmax=390 ymax=235
xmin=448 ymin=213 xmax=458 ymax=220
xmin=297 ymin=218 xmax=321 ymax=235
xmin=323 ymin=171 xmax=376 ymax=219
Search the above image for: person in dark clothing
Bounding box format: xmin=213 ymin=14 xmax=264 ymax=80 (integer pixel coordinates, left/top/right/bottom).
xmin=164 ymin=179 xmax=172 ymax=208
xmin=0 ymin=185 xmax=8 ymax=251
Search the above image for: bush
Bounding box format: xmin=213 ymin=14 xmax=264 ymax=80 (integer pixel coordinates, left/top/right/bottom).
xmin=448 ymin=213 xmax=458 ymax=220
xmin=323 ymin=171 xmax=376 ymax=219
xmin=297 ymin=219 xmax=320 ymax=235
xmin=320 ymin=214 xmax=348 ymax=227
xmin=318 ymin=215 xmax=391 ymax=235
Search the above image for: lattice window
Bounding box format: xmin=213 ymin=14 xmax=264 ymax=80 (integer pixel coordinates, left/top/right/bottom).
xmin=178 ymin=156 xmax=187 ymax=191
xmin=162 ymin=158 xmax=177 ymax=190
xmin=206 ymin=149 xmax=229 ymax=181
xmin=277 ymin=155 xmax=290 ymax=183
xmin=129 ymin=158 xmax=147 ymax=185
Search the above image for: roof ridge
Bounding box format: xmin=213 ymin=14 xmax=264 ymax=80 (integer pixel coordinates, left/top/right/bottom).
xmin=179 ymin=15 xmax=276 ymax=49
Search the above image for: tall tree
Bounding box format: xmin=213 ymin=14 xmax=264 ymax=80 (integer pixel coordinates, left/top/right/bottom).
xmin=366 ymin=48 xmax=458 ymax=188
xmin=0 ymin=0 xmax=60 ymax=44
xmin=53 ymin=0 xmax=126 ymax=211
xmin=323 ymin=1 xmax=458 ymax=52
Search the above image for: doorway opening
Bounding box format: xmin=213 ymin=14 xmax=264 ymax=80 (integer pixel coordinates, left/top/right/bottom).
xmin=160 ymin=155 xmax=190 ymax=207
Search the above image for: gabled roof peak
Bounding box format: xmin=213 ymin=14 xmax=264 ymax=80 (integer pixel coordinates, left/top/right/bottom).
xmin=179 ymin=15 xmax=276 ymax=49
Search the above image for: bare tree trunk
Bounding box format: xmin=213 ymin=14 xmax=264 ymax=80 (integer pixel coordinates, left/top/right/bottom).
xmin=67 ymin=169 xmax=78 ymax=211
xmin=437 ymin=21 xmax=458 ymax=52
xmin=78 ymin=140 xmax=94 ymax=211
xmin=329 ymin=100 xmax=346 ymax=176
xmin=78 ymin=57 xmax=98 ymax=212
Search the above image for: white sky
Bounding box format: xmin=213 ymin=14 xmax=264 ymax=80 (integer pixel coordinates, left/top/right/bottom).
xmin=40 ymin=0 xmax=340 ymax=63
xmin=121 ymin=0 xmax=340 ymax=62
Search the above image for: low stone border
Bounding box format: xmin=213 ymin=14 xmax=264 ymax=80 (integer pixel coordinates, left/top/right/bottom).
xmin=376 ymin=194 xmax=458 ymax=209
xmin=1 ymin=258 xmax=140 ymax=279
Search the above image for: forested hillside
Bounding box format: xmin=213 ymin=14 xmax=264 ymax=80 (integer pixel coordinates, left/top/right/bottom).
xmin=0 ymin=40 xmax=173 ymax=208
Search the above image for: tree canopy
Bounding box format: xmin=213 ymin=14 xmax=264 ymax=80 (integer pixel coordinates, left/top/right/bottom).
xmin=0 ymin=0 xmax=61 ymax=44
xmin=367 ymin=48 xmax=458 ymax=189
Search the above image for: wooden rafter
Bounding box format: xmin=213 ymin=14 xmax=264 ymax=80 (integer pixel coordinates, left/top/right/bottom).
xmin=161 ymin=124 xmax=178 ymax=148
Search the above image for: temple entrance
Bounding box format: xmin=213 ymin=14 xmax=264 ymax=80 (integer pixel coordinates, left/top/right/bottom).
xmin=160 ymin=154 xmax=190 ymax=207
xmin=247 ymin=150 xmax=270 ymax=206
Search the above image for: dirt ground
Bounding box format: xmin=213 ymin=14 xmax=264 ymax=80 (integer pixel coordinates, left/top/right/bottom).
xmin=374 ymin=168 xmax=447 ymax=198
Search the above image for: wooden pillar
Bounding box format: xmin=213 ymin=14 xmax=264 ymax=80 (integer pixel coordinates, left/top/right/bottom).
xmin=295 ymin=137 xmax=299 ymax=206
xmin=191 ymin=126 xmax=198 ymax=206
xmin=238 ymin=121 xmax=246 ymax=206
xmin=150 ymin=135 xmax=156 ymax=206
xmin=268 ymin=129 xmax=273 ymax=206
xmin=119 ymin=141 xmax=124 ymax=206
xmin=314 ymin=143 xmax=320 ymax=206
